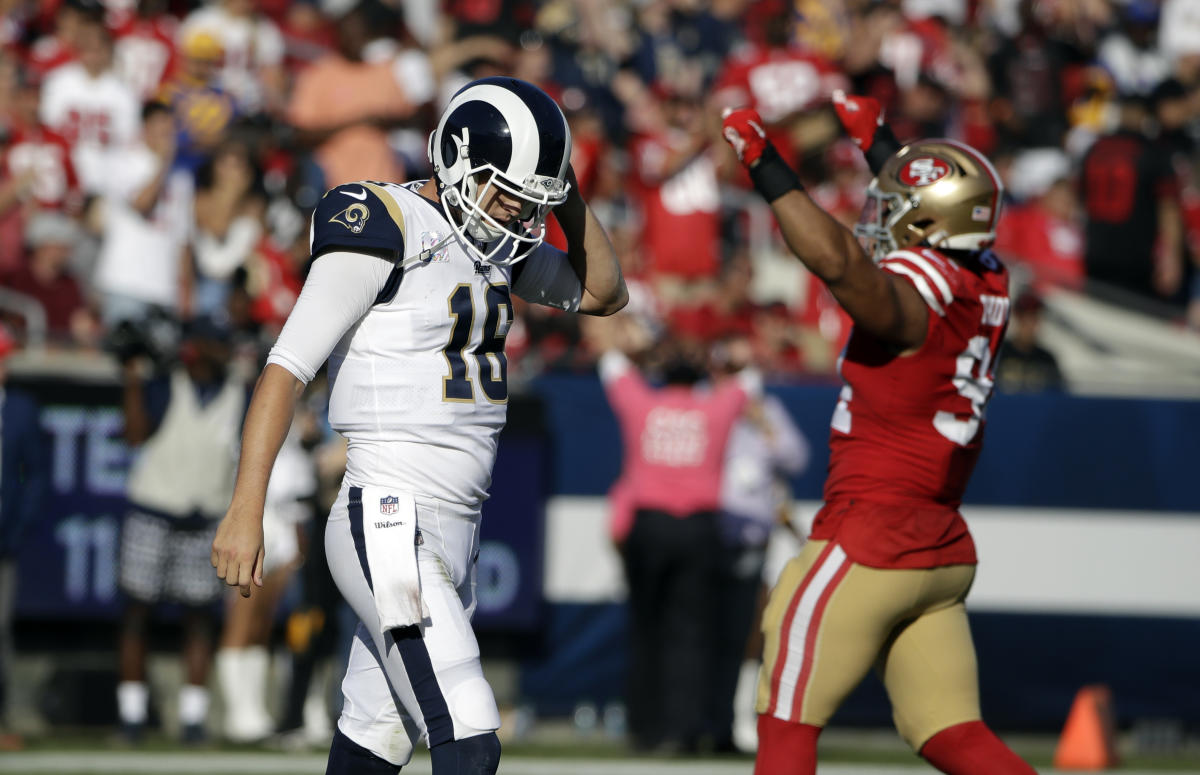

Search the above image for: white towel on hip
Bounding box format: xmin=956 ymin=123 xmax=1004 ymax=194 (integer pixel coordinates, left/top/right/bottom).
xmin=360 ymin=487 xmax=428 ymax=632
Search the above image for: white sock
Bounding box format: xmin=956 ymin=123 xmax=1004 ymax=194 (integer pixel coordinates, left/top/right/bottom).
xmin=241 ymin=646 xmax=272 ymax=723
xmin=303 ymin=661 xmax=332 ymax=743
xmin=116 ymin=681 xmax=148 ymax=725
xmin=218 ymin=646 xmax=273 ymax=740
xmin=216 ymin=649 xmax=244 ymax=729
xmin=179 ymin=684 xmax=209 ymax=727
xmin=732 ymin=660 xmax=761 ymax=753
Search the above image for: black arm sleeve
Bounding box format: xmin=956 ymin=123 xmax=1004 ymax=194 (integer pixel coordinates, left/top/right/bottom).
xmin=865 ymin=123 xmax=903 ymax=176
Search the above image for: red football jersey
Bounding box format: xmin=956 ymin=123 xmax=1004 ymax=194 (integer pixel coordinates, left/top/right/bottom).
xmin=810 ymin=247 xmax=1010 ymax=569
xmin=713 ymin=46 xmax=847 ymax=126
xmin=630 ymin=132 xmax=721 ymax=279
xmin=3 ymin=124 xmax=79 ymax=210
xmin=713 ymin=45 xmax=848 ymax=175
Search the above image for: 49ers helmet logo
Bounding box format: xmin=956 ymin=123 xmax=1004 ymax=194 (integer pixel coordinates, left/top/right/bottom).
xmin=898 ymin=156 xmax=951 ymax=187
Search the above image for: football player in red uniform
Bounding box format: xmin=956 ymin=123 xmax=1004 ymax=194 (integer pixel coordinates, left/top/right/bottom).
xmin=721 ymin=95 xmax=1036 ymax=775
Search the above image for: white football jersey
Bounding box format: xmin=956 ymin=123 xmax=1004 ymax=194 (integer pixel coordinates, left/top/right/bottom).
xmin=39 ymin=63 xmax=140 ymax=194
xmin=269 ymin=180 xmax=582 ymax=506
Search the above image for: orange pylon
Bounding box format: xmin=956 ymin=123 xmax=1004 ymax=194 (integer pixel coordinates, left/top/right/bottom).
xmin=1053 ymin=685 xmax=1119 ymax=771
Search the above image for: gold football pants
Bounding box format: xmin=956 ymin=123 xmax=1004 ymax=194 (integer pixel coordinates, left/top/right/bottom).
xmin=758 ymin=539 xmax=980 ymax=749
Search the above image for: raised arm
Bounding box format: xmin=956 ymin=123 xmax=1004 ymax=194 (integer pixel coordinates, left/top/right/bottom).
xmin=555 ymin=166 xmax=628 ymax=316
xmin=830 ymin=91 xmax=902 ymax=176
xmin=721 ymin=107 xmax=927 ymax=349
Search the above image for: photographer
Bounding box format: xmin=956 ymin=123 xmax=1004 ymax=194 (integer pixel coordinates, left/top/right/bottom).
xmin=114 ymin=316 xmax=250 ymax=743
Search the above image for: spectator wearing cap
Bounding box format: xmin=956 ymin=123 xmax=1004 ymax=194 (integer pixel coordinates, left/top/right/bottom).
xmin=177 ymin=0 xmax=287 ymax=118
xmin=993 ymin=148 xmax=1084 ymax=290
xmin=1 ymin=211 xmax=97 ymax=346
xmin=1080 ymin=92 xmax=1185 ymax=310
xmin=996 ymin=290 xmax=1064 ymax=393
xmin=285 ymin=0 xmax=434 ymax=188
xmin=156 ymin=30 xmax=239 ymax=173
xmin=39 ymin=15 xmax=141 ymax=195
xmin=1098 ymin=0 xmax=1170 ymax=100
xmin=0 ymin=324 xmax=50 ymax=751
xmin=92 ymin=100 xmax=193 ymax=329
xmin=115 ymin=314 xmax=252 ymax=744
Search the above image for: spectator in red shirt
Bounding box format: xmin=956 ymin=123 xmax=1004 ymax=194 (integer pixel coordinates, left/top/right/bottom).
xmin=712 ymin=3 xmax=848 ymax=173
xmin=624 ymin=77 xmax=722 ymax=300
xmin=2 ymin=210 xmax=95 ymax=345
xmin=993 ymin=149 xmax=1084 ymax=290
xmin=668 ymin=252 xmax=761 ymax=345
xmin=0 ymin=64 xmax=80 ymax=214
xmin=0 ymin=61 xmax=81 ymax=275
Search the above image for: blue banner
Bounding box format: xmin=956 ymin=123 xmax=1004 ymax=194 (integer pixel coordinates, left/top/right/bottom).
xmin=16 ymin=383 xmax=127 ymax=619
xmin=531 ymin=374 xmax=1200 ymax=510
xmin=10 ymin=377 xmax=546 ymax=630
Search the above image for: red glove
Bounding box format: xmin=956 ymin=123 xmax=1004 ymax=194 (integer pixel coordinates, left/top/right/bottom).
xmin=721 ymin=107 xmax=770 ymax=167
xmin=832 ymin=90 xmax=884 ymax=151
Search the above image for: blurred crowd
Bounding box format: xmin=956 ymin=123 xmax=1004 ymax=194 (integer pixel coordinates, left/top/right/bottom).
xmin=0 ymin=0 xmax=1198 ymax=383
xmin=2 ymin=0 xmax=1199 ymax=749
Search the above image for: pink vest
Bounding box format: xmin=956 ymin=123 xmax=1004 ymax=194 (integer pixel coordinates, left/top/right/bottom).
xmin=604 ymin=362 xmax=748 ymax=527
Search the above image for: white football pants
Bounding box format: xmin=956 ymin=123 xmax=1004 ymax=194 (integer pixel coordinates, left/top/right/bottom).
xmin=325 ymin=483 xmax=501 ymax=766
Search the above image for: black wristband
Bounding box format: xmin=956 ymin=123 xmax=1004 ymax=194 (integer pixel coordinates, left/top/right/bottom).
xmin=749 ymin=144 xmax=802 ymax=203
xmin=865 ymin=123 xmax=901 ymax=176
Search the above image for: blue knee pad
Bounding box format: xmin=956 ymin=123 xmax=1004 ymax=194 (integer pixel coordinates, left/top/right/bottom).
xmin=429 ymin=731 xmax=501 ymax=774
xmin=326 ymin=727 xmax=402 ymax=774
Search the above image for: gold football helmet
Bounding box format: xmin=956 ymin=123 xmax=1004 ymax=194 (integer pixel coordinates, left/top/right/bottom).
xmin=855 ymin=139 xmax=1004 ymax=260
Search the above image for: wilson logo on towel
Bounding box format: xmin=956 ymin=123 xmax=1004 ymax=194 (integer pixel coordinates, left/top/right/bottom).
xmin=380 ymin=495 xmax=399 ymax=515
xmin=374 ymin=520 xmax=405 ymax=529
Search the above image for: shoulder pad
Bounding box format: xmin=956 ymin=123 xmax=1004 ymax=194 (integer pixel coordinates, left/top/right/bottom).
xmin=310 ymin=182 xmax=407 ymax=258
xmin=880 ymin=248 xmax=961 ymax=317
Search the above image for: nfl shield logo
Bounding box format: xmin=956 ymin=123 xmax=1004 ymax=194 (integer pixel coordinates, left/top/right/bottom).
xmin=380 ymin=495 xmax=399 ymax=515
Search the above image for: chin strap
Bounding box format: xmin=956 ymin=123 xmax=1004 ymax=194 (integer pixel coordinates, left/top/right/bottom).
xmin=416 ymin=232 xmax=457 ymax=265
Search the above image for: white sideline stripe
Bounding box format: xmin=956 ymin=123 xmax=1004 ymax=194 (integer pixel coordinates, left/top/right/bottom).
xmin=543 ymin=498 xmax=1200 ymax=617
xmin=881 ymin=263 xmax=946 ymax=316
xmin=0 ymin=753 xmax=1182 ymax=775
xmin=891 ymin=250 xmax=955 ymax=305
xmin=772 ymin=545 xmax=848 ymax=720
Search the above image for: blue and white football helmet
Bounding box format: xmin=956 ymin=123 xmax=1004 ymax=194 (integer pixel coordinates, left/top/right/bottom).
xmin=427 ymin=77 xmax=572 ymax=265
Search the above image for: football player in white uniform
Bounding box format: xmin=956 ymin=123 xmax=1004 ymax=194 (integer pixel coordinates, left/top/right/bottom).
xmin=211 ymin=77 xmax=627 ymax=774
